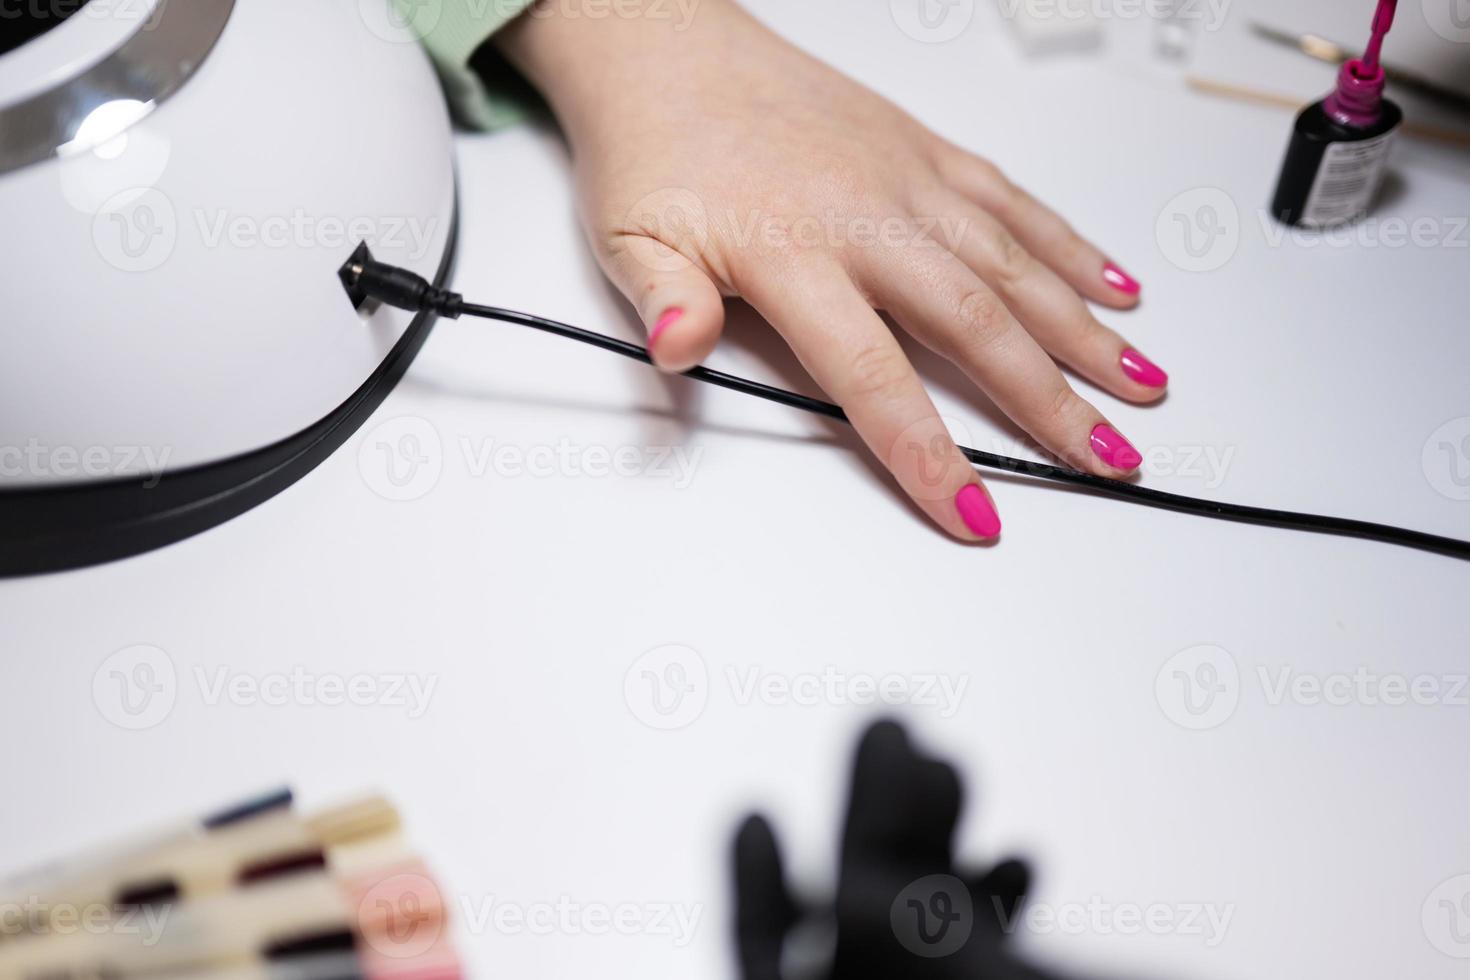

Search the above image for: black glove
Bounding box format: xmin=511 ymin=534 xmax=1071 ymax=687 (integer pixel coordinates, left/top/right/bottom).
xmin=732 ymin=720 xmax=1071 ymax=980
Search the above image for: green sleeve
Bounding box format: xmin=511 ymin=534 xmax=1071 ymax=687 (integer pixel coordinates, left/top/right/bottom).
xmin=392 ymin=0 xmax=536 ymax=129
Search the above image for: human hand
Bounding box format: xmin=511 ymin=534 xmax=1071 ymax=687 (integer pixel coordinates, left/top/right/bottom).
xmin=496 ymin=0 xmax=1168 ymax=541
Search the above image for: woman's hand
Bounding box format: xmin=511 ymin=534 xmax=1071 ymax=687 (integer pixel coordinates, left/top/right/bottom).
xmin=495 ymin=0 xmax=1167 ymax=541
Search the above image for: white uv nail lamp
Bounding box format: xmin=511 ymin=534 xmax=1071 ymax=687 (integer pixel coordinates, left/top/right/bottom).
xmin=0 ymin=0 xmax=458 ymax=576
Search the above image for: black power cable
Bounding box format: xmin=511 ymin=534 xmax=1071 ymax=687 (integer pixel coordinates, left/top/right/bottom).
xmin=341 ymin=249 xmax=1470 ymax=563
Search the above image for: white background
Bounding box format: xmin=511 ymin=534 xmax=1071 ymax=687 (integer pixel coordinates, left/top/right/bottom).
xmin=3 ymin=2 xmax=1470 ymax=979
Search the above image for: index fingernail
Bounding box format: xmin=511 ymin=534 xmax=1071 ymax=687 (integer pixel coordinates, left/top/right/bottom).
xmin=1090 ymin=423 xmax=1143 ymax=471
xmin=955 ymin=484 xmax=1002 ymax=539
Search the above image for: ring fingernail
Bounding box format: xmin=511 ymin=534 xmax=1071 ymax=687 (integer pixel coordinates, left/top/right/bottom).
xmin=1120 ymin=348 xmax=1168 ymax=387
xmin=955 ymin=484 xmax=1002 ymax=539
xmin=1090 ymin=424 xmax=1142 ymax=470
xmin=1102 ymin=262 xmax=1141 ymax=296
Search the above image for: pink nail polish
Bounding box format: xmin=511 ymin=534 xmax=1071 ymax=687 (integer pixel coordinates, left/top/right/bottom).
xmin=1120 ymin=348 xmax=1168 ymax=387
xmin=1102 ymin=262 xmax=1141 ymax=296
xmin=1090 ymin=423 xmax=1143 ymax=471
xmin=954 ymin=484 xmax=1002 ymax=539
xmin=650 ymin=308 xmax=684 ymax=350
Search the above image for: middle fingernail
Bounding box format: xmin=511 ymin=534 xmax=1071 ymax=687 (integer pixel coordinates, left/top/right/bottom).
xmin=1090 ymin=424 xmax=1142 ymax=471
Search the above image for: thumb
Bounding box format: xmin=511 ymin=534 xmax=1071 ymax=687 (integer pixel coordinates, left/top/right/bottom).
xmin=601 ymin=233 xmax=726 ymax=373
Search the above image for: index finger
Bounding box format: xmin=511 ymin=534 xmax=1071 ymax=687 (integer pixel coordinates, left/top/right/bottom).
xmin=740 ymin=257 xmax=1001 ymax=541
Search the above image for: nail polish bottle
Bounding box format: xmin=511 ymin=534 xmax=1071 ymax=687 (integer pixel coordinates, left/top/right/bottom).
xmin=1270 ymin=1 xmax=1402 ymax=228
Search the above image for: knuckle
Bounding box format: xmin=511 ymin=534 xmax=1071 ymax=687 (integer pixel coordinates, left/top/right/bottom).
xmin=1082 ymin=314 xmax=1123 ymax=350
xmin=845 ymin=343 xmax=910 ymax=401
xmin=989 ymin=230 xmax=1033 ymax=287
xmin=1057 ymin=229 xmax=1092 ymax=266
xmin=971 ymin=156 xmax=1007 ymax=188
xmin=1040 ymin=383 xmax=1084 ymax=432
xmin=952 ymin=288 xmax=1010 ymax=352
xmin=992 ymin=178 xmax=1027 ymax=218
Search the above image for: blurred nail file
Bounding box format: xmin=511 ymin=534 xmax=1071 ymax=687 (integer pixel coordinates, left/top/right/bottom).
xmin=1 ymin=793 xmax=400 ymax=940
xmin=1185 ymin=75 xmax=1470 ymax=148
xmin=202 ymin=948 xmax=460 ymax=980
xmin=197 ymin=950 xmax=366 ymax=980
xmin=0 ymin=856 xmax=448 ymax=979
xmin=0 ymin=789 xmax=293 ymax=899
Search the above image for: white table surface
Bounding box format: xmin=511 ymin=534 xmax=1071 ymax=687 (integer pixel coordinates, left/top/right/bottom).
xmin=3 ymin=2 xmax=1470 ymax=979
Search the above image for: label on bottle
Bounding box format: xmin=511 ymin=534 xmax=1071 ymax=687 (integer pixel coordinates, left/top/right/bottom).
xmin=1300 ymin=129 xmax=1398 ymax=227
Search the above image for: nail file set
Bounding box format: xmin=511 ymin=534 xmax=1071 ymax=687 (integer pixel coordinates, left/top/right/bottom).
xmin=0 ymin=790 xmax=460 ymax=980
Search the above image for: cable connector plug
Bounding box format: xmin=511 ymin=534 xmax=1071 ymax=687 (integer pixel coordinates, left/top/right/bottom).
xmin=338 ymin=242 xmax=462 ymax=318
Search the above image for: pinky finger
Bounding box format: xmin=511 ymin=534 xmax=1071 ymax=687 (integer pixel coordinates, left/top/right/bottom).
xmin=935 ymin=146 xmax=1144 ymax=309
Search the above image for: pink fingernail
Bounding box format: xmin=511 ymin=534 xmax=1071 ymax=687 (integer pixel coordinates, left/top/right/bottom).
xmin=1102 ymin=262 xmax=1141 ymax=296
xmin=1090 ymin=423 xmax=1143 ymax=471
xmin=1120 ymin=348 xmax=1168 ymax=387
xmin=650 ymin=308 xmax=684 ymax=350
xmin=954 ymin=484 xmax=1002 ymax=539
